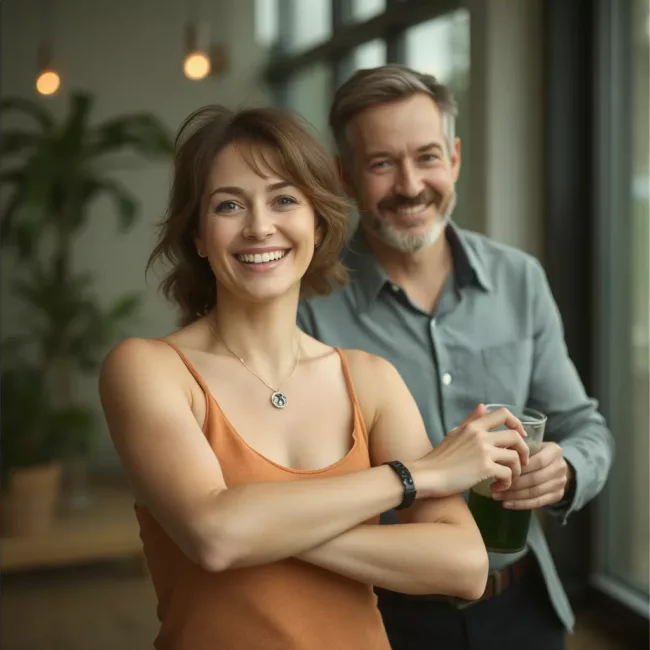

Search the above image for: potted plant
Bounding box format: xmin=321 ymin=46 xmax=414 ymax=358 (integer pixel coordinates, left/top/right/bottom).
xmin=1 ymin=91 xmax=173 ymax=527
xmin=0 ymin=355 xmax=93 ymax=534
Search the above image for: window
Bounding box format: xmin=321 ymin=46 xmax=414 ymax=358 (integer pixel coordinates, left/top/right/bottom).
xmin=254 ymin=0 xmax=279 ymax=47
xmin=594 ymin=0 xmax=649 ymax=616
xmin=286 ymin=63 xmax=334 ymax=144
xmin=264 ymin=0 xmax=469 ymax=165
xmin=351 ymin=38 xmax=386 ymax=72
xmin=349 ymin=0 xmax=386 ymax=23
xmin=288 ymin=0 xmax=332 ymax=52
xmin=625 ymin=0 xmax=650 ymax=600
xmin=404 ymin=10 xmax=470 ymax=87
xmin=606 ymin=0 xmax=650 ymax=598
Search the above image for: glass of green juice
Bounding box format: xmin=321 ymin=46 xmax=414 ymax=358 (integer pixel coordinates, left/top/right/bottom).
xmin=467 ymin=404 xmax=547 ymax=553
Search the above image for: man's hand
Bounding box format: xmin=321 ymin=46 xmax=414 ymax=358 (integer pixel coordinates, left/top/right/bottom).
xmin=493 ymin=442 xmax=572 ymax=509
xmin=409 ymin=404 xmax=529 ymax=499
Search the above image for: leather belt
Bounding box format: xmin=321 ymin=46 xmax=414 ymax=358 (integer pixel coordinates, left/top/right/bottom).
xmin=376 ymin=554 xmax=535 ymax=610
xmin=450 ymin=554 xmax=535 ymax=609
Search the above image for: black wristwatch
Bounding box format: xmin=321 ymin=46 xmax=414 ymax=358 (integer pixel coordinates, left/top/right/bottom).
xmin=384 ymin=460 xmax=416 ymax=510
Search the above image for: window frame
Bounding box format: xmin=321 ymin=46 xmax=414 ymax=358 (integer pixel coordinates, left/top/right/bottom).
xmin=264 ymin=0 xmax=460 ymax=94
xmin=543 ymin=0 xmax=649 ymax=643
xmin=591 ymin=0 xmax=649 ymax=619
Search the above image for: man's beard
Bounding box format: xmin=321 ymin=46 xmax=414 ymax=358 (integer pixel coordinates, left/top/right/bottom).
xmin=362 ymin=189 xmax=457 ymax=254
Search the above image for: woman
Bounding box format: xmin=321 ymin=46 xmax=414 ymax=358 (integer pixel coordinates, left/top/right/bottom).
xmin=99 ymin=105 xmax=528 ymax=650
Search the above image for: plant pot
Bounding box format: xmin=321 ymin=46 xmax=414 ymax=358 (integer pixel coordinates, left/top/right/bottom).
xmin=2 ymin=462 xmax=62 ymax=536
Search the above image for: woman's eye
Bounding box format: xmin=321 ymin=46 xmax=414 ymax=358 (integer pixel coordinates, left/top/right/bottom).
xmin=275 ymin=195 xmax=298 ymax=207
xmin=215 ymin=200 xmax=240 ymax=213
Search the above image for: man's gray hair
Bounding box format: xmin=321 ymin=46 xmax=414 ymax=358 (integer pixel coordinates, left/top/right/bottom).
xmin=329 ymin=64 xmax=458 ymax=167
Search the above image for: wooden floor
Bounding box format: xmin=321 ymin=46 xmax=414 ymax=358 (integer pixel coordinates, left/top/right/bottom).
xmin=0 ymin=560 xmax=633 ymax=650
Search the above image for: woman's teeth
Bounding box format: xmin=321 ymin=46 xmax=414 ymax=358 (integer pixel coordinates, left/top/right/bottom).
xmin=236 ymin=250 xmax=287 ymax=264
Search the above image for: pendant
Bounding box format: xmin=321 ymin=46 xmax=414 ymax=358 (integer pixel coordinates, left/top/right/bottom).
xmin=271 ymin=391 xmax=288 ymax=409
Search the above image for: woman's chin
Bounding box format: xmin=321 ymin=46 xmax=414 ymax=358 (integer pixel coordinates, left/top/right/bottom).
xmin=230 ymin=279 xmax=302 ymax=305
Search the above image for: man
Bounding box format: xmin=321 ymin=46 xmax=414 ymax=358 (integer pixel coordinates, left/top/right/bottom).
xmin=298 ymin=65 xmax=614 ymax=649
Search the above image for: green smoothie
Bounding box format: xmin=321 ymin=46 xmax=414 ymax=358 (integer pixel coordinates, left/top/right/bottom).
xmin=468 ymin=405 xmax=546 ymax=553
xmin=467 ymin=480 xmax=531 ymax=553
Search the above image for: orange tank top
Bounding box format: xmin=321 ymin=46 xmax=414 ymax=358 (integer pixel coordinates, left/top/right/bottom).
xmin=135 ymin=341 xmax=391 ymax=650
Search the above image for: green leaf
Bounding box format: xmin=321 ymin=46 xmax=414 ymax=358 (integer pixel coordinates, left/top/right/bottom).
xmin=107 ymin=292 xmax=141 ymax=323
xmin=60 ymin=92 xmax=93 ymax=161
xmin=105 ymin=178 xmax=138 ymax=230
xmin=0 ymin=168 xmax=25 ymax=187
xmin=1 ymin=145 xmax=61 ymax=255
xmin=3 ymin=198 xmax=46 ymax=258
xmin=49 ymin=405 xmax=96 ymax=456
xmin=1 ymin=130 xmax=43 ymax=158
xmin=89 ymin=113 xmax=173 ymax=159
xmin=1 ymin=97 xmax=54 ymax=131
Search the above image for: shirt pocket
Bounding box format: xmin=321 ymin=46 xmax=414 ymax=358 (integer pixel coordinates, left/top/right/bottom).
xmin=442 ymin=344 xmax=489 ymax=427
xmin=480 ymin=339 xmax=534 ymax=406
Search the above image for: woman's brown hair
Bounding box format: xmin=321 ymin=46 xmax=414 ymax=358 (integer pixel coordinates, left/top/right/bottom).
xmin=148 ymin=105 xmax=349 ymax=325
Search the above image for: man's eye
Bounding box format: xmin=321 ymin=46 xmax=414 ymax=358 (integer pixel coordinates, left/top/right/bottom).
xmin=421 ymin=154 xmax=440 ymax=163
xmin=370 ymin=160 xmax=391 ymax=170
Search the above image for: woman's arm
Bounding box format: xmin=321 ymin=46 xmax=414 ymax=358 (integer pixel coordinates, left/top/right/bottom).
xmin=297 ymin=354 xmax=515 ymax=600
xmin=99 ymin=338 xmax=409 ymax=573
xmin=297 ymin=497 xmax=487 ymax=599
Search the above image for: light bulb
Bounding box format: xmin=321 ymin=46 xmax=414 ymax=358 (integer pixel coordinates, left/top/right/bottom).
xmin=183 ymin=51 xmax=211 ymax=80
xmin=36 ymin=69 xmax=60 ymax=95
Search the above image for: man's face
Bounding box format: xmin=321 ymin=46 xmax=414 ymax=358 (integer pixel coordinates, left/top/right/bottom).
xmin=344 ymin=93 xmax=461 ymax=253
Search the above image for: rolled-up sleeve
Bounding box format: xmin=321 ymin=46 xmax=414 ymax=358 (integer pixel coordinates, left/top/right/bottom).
xmin=526 ymin=258 xmax=615 ymax=524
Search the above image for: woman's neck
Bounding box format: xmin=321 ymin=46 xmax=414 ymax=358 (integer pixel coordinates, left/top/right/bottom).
xmin=208 ymin=288 xmax=303 ymax=386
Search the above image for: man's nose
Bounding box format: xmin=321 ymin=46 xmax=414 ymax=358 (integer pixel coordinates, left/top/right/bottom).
xmin=394 ymin=160 xmax=425 ymax=198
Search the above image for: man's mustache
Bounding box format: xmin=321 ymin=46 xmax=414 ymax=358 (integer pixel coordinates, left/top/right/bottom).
xmin=378 ymin=189 xmax=441 ymax=212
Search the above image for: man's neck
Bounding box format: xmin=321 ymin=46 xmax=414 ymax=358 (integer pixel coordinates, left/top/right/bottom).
xmin=363 ymin=227 xmax=453 ymax=313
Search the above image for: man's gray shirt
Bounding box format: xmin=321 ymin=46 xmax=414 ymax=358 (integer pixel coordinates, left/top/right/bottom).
xmin=298 ymin=224 xmax=614 ymax=631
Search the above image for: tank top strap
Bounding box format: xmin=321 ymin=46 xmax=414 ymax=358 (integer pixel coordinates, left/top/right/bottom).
xmin=333 ymin=347 xmax=371 ymax=445
xmin=156 ymin=338 xmax=213 ymax=401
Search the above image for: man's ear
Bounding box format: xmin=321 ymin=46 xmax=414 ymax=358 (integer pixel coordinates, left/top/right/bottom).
xmin=450 ymin=137 xmax=462 ymax=183
xmin=335 ymin=156 xmax=354 ymax=197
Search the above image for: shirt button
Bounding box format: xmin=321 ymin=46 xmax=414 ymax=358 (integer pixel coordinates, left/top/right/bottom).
xmin=391 ymin=283 xmax=399 ymax=292
xmin=442 ymin=372 xmax=452 ymax=386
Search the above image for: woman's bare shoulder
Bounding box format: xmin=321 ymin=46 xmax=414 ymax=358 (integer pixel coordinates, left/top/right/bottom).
xmin=102 ymin=336 xmax=173 ymax=373
xmin=299 ymin=334 xmax=393 ymax=370
xmin=99 ymin=335 xmax=197 ymax=402
xmin=338 ymin=348 xmax=398 ymax=379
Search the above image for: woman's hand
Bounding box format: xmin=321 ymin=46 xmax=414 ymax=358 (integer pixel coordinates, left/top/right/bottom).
xmin=408 ymin=405 xmax=530 ymax=498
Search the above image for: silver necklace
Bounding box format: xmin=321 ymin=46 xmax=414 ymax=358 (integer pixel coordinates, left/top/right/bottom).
xmin=209 ymin=322 xmax=300 ymax=410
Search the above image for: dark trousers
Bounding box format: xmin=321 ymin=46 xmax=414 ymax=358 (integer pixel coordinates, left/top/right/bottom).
xmin=376 ymin=564 xmax=566 ymax=650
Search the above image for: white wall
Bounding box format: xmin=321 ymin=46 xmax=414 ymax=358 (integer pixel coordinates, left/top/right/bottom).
xmin=465 ymin=0 xmax=544 ymax=260
xmin=1 ymin=0 xmax=271 ymax=468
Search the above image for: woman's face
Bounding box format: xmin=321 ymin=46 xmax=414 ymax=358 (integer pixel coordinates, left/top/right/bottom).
xmin=196 ymin=142 xmax=319 ymax=305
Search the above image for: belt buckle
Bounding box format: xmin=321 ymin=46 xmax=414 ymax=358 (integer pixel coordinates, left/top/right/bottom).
xmin=451 ymin=569 xmax=503 ymax=610
xmin=490 ymin=568 xmax=503 ymax=596
xmin=453 ymin=597 xmax=474 ymax=610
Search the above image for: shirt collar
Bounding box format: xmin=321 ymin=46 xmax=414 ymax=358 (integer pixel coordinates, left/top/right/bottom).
xmin=342 ymin=228 xmax=388 ymax=313
xmin=446 ymin=222 xmax=493 ymax=292
xmin=343 ymin=221 xmax=493 ymax=313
